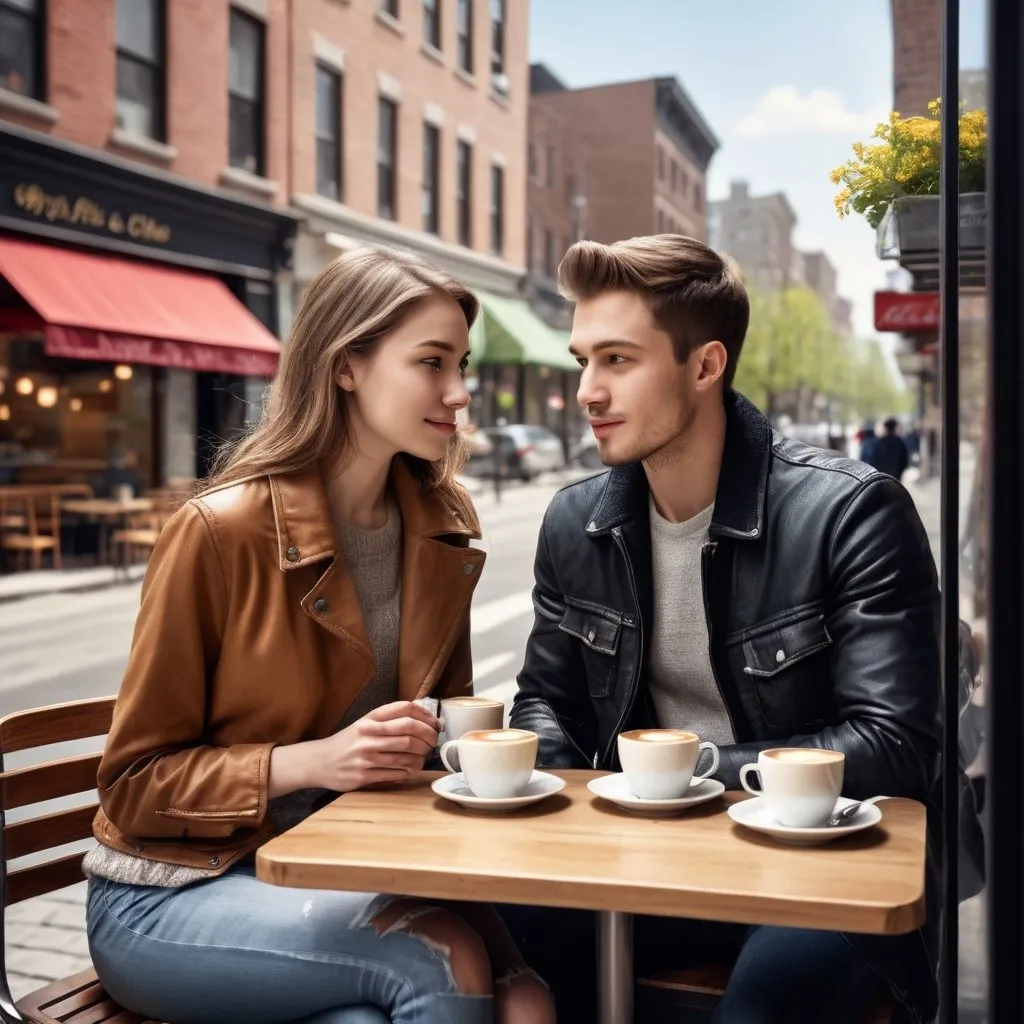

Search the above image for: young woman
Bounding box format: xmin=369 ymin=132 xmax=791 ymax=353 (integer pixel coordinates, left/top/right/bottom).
xmin=84 ymin=247 xmax=555 ymax=1024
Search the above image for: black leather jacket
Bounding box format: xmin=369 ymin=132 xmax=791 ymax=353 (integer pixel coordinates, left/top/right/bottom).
xmin=510 ymin=391 xmax=941 ymax=801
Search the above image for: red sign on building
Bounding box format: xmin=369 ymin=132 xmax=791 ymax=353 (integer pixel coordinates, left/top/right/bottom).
xmin=874 ymin=291 xmax=941 ymax=332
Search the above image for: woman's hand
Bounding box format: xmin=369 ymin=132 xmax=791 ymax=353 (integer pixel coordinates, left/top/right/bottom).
xmin=269 ymin=701 xmax=442 ymax=798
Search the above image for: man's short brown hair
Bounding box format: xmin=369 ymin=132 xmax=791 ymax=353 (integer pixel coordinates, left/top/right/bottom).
xmin=558 ymin=234 xmax=750 ymax=389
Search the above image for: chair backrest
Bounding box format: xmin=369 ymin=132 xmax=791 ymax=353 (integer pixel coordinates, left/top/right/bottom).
xmin=0 ymin=697 xmax=115 ymax=907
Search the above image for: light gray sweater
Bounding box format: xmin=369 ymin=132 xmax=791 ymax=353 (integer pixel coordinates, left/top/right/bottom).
xmin=82 ymin=501 xmax=402 ymax=888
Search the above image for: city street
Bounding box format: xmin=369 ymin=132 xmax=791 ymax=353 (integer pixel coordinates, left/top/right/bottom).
xmin=0 ymin=472 xmax=589 ymax=998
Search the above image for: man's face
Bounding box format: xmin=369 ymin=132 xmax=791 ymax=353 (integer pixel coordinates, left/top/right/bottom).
xmin=570 ymin=291 xmax=699 ymax=467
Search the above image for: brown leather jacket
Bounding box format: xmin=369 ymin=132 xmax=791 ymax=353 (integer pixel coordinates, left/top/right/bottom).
xmin=92 ymin=460 xmax=484 ymax=874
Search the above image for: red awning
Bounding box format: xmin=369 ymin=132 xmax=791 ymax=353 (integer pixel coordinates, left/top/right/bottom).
xmin=0 ymin=237 xmax=280 ymax=377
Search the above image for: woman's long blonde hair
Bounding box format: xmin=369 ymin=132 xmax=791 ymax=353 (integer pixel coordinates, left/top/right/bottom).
xmin=204 ymin=245 xmax=480 ymax=529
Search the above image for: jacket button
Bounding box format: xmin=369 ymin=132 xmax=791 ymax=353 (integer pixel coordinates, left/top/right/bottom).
xmin=208 ymin=856 xmax=221 ymax=867
xmin=461 ymin=563 xmax=475 ymax=576
xmin=286 ymin=546 xmax=300 ymax=562
xmin=587 ymin=629 xmax=596 ymax=643
xmin=776 ymin=649 xmax=786 ymax=663
xmin=586 ymin=521 xmax=597 ymax=532
xmin=314 ymin=598 xmax=329 ymax=613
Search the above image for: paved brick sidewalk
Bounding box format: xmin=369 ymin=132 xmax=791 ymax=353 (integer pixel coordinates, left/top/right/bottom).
xmin=6 ymin=884 xmax=91 ymax=1000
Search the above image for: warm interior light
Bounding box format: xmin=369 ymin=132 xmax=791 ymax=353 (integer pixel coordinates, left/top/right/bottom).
xmin=14 ymin=377 xmax=33 ymax=396
xmin=98 ymin=380 xmax=113 ymax=393
xmin=36 ymin=386 xmax=58 ymax=408
xmin=0 ymin=405 xmax=9 ymax=421
xmin=70 ymin=397 xmax=83 ymax=412
xmin=114 ymin=364 xmax=133 ymax=381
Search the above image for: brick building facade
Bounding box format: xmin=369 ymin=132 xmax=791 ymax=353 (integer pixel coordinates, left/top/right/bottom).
xmin=526 ymin=64 xmax=718 ymax=325
xmin=890 ymin=0 xmax=942 ymax=117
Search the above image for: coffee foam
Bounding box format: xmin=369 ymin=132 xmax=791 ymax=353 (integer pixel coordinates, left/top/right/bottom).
xmin=462 ymin=729 xmax=533 ymax=743
xmin=626 ymin=729 xmax=697 ymax=743
xmin=443 ymin=697 xmax=502 ymax=707
xmin=766 ymin=748 xmax=844 ymax=764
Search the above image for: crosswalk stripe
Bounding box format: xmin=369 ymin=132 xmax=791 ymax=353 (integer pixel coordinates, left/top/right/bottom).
xmin=471 ymin=650 xmax=516 ymax=684
xmin=470 ymin=590 xmax=534 ymax=635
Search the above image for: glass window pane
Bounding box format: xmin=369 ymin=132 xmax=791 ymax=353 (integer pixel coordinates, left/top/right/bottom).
xmin=315 ymin=66 xmax=339 ymax=140
xmin=229 ymin=95 xmax=260 ymax=173
xmin=317 ymin=139 xmax=339 ymax=201
xmin=116 ymin=0 xmax=160 ymax=61
xmin=116 ymin=57 xmax=157 ymax=137
xmin=229 ymin=11 xmax=261 ymax=100
xmin=0 ymin=9 xmax=37 ymax=97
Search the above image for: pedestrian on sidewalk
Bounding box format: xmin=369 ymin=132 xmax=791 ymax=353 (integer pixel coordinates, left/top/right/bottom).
xmin=82 ymin=246 xmax=553 ymax=1024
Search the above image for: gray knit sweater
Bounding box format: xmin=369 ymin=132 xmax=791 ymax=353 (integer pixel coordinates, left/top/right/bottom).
xmin=82 ymin=500 xmax=402 ymax=888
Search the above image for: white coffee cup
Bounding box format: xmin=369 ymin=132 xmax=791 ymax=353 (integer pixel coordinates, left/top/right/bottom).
xmin=439 ymin=728 xmax=538 ymax=799
xmin=617 ymin=729 xmax=720 ymax=800
xmin=440 ymin=696 xmax=505 ymax=740
xmin=739 ymin=748 xmax=845 ymax=828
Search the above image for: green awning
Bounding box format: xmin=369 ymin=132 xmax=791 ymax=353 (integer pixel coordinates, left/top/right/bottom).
xmin=469 ymin=291 xmax=579 ymax=372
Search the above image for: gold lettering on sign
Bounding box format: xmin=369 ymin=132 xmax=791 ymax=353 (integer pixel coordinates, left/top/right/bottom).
xmin=12 ymin=182 xmax=172 ymax=245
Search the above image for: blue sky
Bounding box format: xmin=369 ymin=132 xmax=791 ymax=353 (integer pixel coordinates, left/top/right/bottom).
xmin=529 ymin=0 xmax=987 ymax=340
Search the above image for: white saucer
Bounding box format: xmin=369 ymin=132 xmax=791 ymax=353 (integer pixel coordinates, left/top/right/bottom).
xmin=727 ymin=796 xmax=884 ymax=846
xmin=431 ymin=770 xmax=566 ymax=812
xmin=587 ymin=773 xmax=725 ymax=815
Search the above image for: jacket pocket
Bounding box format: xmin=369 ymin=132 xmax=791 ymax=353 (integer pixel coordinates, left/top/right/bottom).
xmin=731 ymin=612 xmax=833 ymax=730
xmin=558 ymin=599 xmax=629 ymax=698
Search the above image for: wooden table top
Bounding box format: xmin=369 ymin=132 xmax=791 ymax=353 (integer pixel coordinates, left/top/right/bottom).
xmin=256 ymin=771 xmax=927 ymax=936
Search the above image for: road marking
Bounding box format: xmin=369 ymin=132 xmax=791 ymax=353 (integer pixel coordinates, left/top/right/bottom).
xmin=470 ymin=590 xmax=534 ymax=635
xmin=475 ymin=678 xmax=519 ymax=708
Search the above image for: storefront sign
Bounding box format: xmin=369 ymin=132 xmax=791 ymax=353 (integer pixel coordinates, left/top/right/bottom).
xmin=13 ymin=183 xmax=172 ymax=245
xmin=873 ymin=291 xmax=941 ymax=332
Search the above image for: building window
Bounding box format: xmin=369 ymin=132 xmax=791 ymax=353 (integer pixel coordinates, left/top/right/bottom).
xmin=656 ymin=210 xmax=664 ymax=233
xmin=380 ymin=0 xmax=399 ymax=16
xmin=489 ymin=0 xmax=506 ymax=93
xmin=423 ymin=122 xmax=440 ymax=234
xmin=378 ymin=96 xmax=398 ymax=220
xmin=456 ymin=0 xmax=473 ymax=74
xmin=423 ymin=0 xmax=440 ymax=49
xmin=680 ymin=170 xmax=689 ymax=196
xmin=115 ymin=0 xmax=165 ymax=140
xmin=526 ymin=219 xmax=533 ymax=272
xmin=546 ymin=146 xmax=555 ymax=186
xmin=0 ymin=0 xmax=45 ymax=100
xmin=544 ymin=229 xmax=555 ymax=278
xmin=528 ymin=143 xmax=537 ymax=180
xmin=315 ymin=64 xmax=342 ymax=201
xmin=670 ymin=162 xmax=678 ymax=191
xmin=490 ymin=163 xmax=504 ymax=256
xmin=657 ymin=147 xmax=665 ymax=180
xmin=456 ymin=139 xmax=472 ymax=246
xmin=694 ymin=182 xmax=702 ymax=208
xmin=228 ymin=8 xmax=265 ymax=175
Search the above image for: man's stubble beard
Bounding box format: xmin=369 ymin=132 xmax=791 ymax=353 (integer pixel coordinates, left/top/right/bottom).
xmin=599 ymin=393 xmax=698 ymax=470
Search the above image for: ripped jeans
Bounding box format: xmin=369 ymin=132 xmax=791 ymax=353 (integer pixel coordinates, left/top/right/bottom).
xmin=86 ymin=867 xmax=492 ymax=1023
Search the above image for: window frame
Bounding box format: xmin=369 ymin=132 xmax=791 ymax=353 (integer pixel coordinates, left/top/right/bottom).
xmin=423 ymin=0 xmax=441 ymax=49
xmin=422 ymin=121 xmax=441 ymax=234
xmin=315 ymin=62 xmax=343 ymax=202
xmin=489 ymin=0 xmax=506 ymax=93
xmin=456 ymin=0 xmax=473 ymax=74
xmin=378 ymin=95 xmax=399 ymax=221
xmin=0 ymin=0 xmax=47 ymax=102
xmin=490 ymin=161 xmax=504 ymax=256
xmin=228 ymin=7 xmax=266 ymax=176
xmin=456 ymin=138 xmax=473 ymax=247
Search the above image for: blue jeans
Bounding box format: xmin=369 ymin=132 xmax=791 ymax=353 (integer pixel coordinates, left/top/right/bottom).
xmin=86 ymin=867 xmax=492 ymax=1023
xmin=497 ymin=905 xmax=936 ymax=1024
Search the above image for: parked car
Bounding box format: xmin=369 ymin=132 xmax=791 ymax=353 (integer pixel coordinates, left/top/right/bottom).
xmin=571 ymin=433 xmax=605 ymax=469
xmin=463 ymin=425 xmax=565 ymax=481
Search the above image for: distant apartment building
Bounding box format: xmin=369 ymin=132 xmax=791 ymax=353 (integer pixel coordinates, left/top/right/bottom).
xmin=708 ymin=180 xmax=798 ymax=292
xmin=527 ymin=63 xmax=719 ymax=323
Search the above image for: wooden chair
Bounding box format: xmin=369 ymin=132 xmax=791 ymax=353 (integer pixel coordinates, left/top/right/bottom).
xmin=636 ymin=962 xmax=895 ymax=1022
xmin=0 ymin=491 xmax=62 ymax=571
xmin=0 ymin=697 xmax=159 ymax=1023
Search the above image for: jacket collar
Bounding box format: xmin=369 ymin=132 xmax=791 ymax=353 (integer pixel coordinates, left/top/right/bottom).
xmin=270 ymin=457 xmax=480 ymax=571
xmin=586 ymin=389 xmax=773 ymax=540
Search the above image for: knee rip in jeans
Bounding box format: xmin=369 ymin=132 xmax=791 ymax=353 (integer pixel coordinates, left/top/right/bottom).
xmin=366 ymin=898 xmax=493 ymax=998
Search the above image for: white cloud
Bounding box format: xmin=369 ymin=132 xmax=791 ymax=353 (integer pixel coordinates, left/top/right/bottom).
xmin=735 ymin=86 xmax=882 ymax=138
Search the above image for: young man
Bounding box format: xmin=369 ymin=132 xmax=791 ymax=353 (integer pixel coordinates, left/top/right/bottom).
xmin=503 ymin=235 xmax=941 ymax=1024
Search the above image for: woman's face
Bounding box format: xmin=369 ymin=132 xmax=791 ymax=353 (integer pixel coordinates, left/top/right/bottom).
xmin=341 ymin=294 xmax=472 ymax=463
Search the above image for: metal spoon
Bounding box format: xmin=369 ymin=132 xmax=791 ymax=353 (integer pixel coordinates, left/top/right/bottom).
xmin=827 ymin=795 xmax=888 ymax=827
